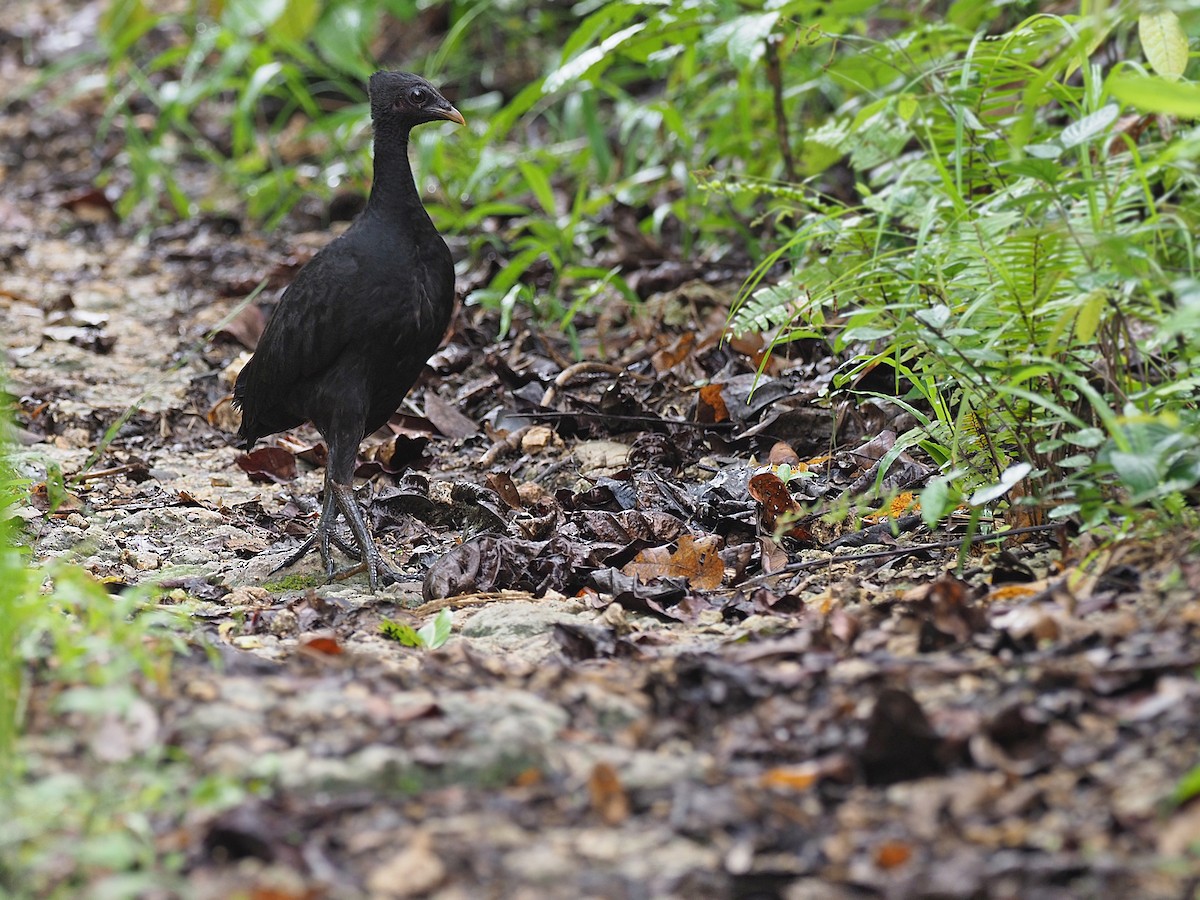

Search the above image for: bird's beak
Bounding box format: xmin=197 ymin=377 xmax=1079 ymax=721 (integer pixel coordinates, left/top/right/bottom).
xmin=436 ymin=105 xmax=466 ymax=127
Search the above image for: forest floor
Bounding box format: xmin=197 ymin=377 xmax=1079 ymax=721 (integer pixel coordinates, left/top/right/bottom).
xmin=4 ymin=6 xmax=1200 ymax=899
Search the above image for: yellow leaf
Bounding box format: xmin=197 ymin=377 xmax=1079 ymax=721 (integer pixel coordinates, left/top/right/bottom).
xmin=1074 ymin=290 xmax=1105 ymax=344
xmin=1139 ymin=11 xmax=1189 ymax=81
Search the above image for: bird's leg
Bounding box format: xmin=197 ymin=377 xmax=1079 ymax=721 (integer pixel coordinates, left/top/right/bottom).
xmin=271 ymin=473 xmax=341 ymax=579
xmin=327 ymin=481 xmax=402 ymax=592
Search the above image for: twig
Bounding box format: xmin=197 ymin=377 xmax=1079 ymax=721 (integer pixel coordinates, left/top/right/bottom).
xmin=743 ymin=523 xmax=1059 ymax=586
xmin=764 ymin=37 xmax=797 ymax=183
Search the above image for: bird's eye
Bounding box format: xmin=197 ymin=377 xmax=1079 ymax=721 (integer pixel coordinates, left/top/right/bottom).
xmin=408 ymin=87 xmax=428 ymax=105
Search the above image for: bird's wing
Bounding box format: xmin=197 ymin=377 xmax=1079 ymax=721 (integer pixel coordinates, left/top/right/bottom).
xmin=234 ymin=244 xmax=366 ymax=438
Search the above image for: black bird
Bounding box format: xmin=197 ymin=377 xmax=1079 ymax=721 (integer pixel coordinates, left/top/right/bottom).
xmin=234 ymin=72 xmax=464 ymax=591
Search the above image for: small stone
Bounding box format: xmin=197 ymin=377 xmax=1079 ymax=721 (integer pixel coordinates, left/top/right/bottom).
xmin=226 ymin=586 xmax=272 ymax=606
xmin=520 ymin=425 xmax=562 ymax=454
xmin=366 ymin=833 xmax=445 ymax=897
xmin=269 ymin=608 xmax=298 ymax=636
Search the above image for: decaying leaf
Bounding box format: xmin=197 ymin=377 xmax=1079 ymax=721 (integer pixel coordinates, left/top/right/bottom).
xmin=235 ymin=446 xmax=297 ymax=483
xmin=622 ymin=534 xmax=723 ymax=590
xmin=588 ymin=761 xmax=630 ymax=825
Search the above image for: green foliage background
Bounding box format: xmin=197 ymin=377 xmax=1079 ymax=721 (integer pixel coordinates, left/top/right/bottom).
xmin=79 ymin=0 xmax=1200 ymax=531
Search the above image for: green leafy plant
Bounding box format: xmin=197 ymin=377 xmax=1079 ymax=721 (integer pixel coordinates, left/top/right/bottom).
xmin=727 ymin=5 xmax=1200 ymax=530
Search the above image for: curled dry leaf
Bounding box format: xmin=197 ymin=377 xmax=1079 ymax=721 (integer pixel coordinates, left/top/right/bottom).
xmin=650 ymin=331 xmax=695 ymax=372
xmin=301 ymin=636 xmax=343 ymax=656
xmin=207 ymin=395 xmax=242 ymax=433
xmin=695 ymin=383 xmax=729 ymax=423
xmin=768 ymin=441 xmax=800 ymax=467
xmin=747 ymin=472 xmax=812 ymax=540
xmin=213 ymin=303 xmax=266 ymax=350
xmin=486 ymin=471 xmax=523 ymax=509
xmin=873 ymin=840 xmax=914 ymax=870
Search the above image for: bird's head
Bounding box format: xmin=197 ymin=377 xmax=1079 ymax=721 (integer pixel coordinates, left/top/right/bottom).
xmin=368 ymin=71 xmax=465 ymax=130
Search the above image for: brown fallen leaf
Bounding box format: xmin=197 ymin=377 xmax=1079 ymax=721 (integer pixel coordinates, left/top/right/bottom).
xmin=747 ymin=472 xmax=811 ymax=540
xmin=651 ymin=331 xmax=695 ymax=372
xmin=622 ymin=534 xmax=723 ymax=590
xmin=423 ymin=391 xmax=479 ymax=439
xmin=859 ymin=688 xmax=947 ymax=785
xmin=214 ymin=303 xmax=266 ymax=350
xmin=486 ymin=471 xmax=523 ymax=509
xmin=768 ymin=441 xmax=800 ymax=467
xmin=60 ymin=187 xmax=116 ymax=222
xmin=235 ymin=446 xmax=297 ymax=483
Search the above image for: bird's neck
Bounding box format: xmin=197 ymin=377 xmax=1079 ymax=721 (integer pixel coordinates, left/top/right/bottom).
xmin=365 ymin=128 xmax=430 ymax=222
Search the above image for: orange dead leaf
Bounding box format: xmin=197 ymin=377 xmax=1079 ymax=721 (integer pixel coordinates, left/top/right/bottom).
xmin=588 ymin=761 xmax=630 ymax=825
xmin=747 ymin=472 xmax=814 ymax=542
xmin=622 ymin=534 xmax=724 ymax=589
xmin=513 ymin=767 xmax=543 ymax=788
xmin=748 ymin=472 xmax=798 ymax=524
xmin=302 ymin=636 xmax=343 ymax=656
xmin=759 ymin=765 xmax=819 ymax=791
xmin=873 ymin=840 xmax=913 ymax=869
xmin=696 ymin=383 xmax=729 ymax=423
xmin=862 ymin=492 xmax=918 ymax=523
xmin=727 ymin=332 xmax=768 ymax=369
xmin=986 ymin=583 xmax=1042 ymax=603
xmin=651 ymin=332 xmax=696 ymax=372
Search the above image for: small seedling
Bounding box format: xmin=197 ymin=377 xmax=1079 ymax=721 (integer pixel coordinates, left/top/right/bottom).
xmin=379 ymin=609 xmax=453 ymax=650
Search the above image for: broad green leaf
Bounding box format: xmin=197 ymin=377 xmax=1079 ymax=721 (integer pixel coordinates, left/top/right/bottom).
xmin=1139 ymin=11 xmax=1189 ymax=81
xmin=270 ymin=0 xmax=320 ymax=43
xmin=417 ymin=609 xmax=452 ymax=650
xmin=1060 ymin=104 xmax=1119 ymax=149
xmin=919 ymin=476 xmax=956 ymax=528
xmin=1025 ymin=141 xmax=1064 ymax=159
xmin=1173 ymin=764 xmax=1200 ymax=806
xmin=1066 ymin=428 xmax=1106 ymax=448
xmin=544 ymin=23 xmax=647 ymax=94
xmin=1108 ymin=73 xmax=1200 ymax=117
xmin=313 ymin=2 xmax=378 ymax=77
xmin=707 ymin=12 xmax=781 ymax=71
xmin=916 ymin=304 xmax=951 ymax=329
xmin=996 ymin=158 xmax=1059 ymax=184
xmin=221 ymin=0 xmax=287 ymax=35
xmin=1108 ymin=451 xmax=1159 ymax=496
xmin=517 ymin=161 xmax=558 ymax=218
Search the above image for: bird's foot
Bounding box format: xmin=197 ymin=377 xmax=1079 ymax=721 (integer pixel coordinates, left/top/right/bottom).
xmin=269 ymin=532 xmax=320 ymax=576
xmin=272 ymin=532 xmax=393 ymax=588
xmin=332 ymin=553 xmax=404 ymax=589
xmin=266 ymin=482 xmax=402 ymax=593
